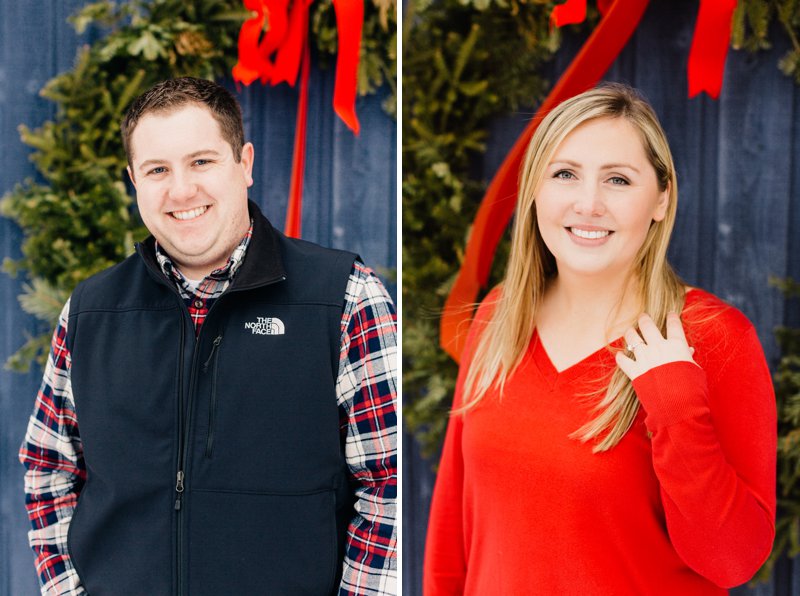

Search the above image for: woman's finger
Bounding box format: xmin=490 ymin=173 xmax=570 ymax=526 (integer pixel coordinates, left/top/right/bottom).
xmin=623 ymin=328 xmax=645 ymax=354
xmin=637 ymin=313 xmax=664 ymax=345
xmin=615 ymin=350 xmax=638 ymax=380
xmin=665 ymin=312 xmax=688 ymax=342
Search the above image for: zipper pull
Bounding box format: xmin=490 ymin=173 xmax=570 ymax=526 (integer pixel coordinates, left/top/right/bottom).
xmin=175 ymin=470 xmax=185 ymax=510
xmin=202 ymin=335 xmax=223 ymax=372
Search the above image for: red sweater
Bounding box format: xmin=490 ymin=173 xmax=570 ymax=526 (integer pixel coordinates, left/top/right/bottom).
xmin=424 ymin=288 xmax=776 ymax=595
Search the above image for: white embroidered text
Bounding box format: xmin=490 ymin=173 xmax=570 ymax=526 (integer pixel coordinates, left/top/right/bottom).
xmin=244 ymin=317 xmax=285 ymax=335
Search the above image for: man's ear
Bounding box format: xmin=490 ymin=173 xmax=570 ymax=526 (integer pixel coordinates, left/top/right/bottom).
xmin=240 ymin=142 xmax=255 ymax=188
xmin=127 ymin=165 xmax=137 ymax=189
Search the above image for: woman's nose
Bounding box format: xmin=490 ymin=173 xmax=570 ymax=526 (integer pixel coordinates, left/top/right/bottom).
xmin=572 ymin=184 xmax=606 ymax=216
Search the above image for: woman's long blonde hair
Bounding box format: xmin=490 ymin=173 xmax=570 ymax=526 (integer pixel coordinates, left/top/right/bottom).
xmin=460 ymin=83 xmax=685 ymax=451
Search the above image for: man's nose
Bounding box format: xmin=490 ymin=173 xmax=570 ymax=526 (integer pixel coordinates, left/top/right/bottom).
xmin=168 ymin=171 xmax=198 ymax=201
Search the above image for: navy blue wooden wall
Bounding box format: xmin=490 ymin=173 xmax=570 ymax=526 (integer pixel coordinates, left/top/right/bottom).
xmin=403 ymin=1 xmax=800 ymax=595
xmin=0 ymin=2 xmax=396 ymax=594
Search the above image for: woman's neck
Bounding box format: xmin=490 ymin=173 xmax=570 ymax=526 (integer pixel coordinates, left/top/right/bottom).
xmin=541 ymin=271 xmax=640 ymax=338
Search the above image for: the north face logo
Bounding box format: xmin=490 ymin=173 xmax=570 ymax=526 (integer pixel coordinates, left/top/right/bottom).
xmin=244 ymin=317 xmax=285 ymax=335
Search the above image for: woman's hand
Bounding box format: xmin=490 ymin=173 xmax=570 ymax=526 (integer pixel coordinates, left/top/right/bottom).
xmin=616 ymin=312 xmax=696 ymax=380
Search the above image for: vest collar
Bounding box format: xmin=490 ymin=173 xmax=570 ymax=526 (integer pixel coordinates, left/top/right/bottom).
xmin=136 ymin=200 xmax=287 ymax=291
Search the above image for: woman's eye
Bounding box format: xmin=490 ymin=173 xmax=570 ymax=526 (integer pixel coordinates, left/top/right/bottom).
xmin=554 ymin=170 xmax=575 ymax=180
xmin=608 ymin=176 xmax=629 ymax=186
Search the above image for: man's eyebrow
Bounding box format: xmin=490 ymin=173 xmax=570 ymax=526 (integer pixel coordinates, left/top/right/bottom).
xmin=136 ymin=149 xmax=223 ymax=171
xmin=137 ymin=158 xmax=166 ymax=171
xmin=186 ymin=149 xmax=223 ymax=159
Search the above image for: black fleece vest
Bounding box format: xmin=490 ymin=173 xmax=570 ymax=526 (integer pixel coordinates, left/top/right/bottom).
xmin=66 ymin=205 xmax=357 ymax=595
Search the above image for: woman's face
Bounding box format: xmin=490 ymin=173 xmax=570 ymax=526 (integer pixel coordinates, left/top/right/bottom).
xmin=534 ymin=116 xmax=669 ymax=282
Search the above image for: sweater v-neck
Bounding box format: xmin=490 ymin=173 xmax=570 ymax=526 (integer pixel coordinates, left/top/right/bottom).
xmin=530 ymin=330 xmax=620 ymax=388
xmin=531 ymin=289 xmax=701 ymax=388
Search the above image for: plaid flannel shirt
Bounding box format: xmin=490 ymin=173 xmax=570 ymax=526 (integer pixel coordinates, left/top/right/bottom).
xmin=19 ymin=225 xmax=397 ymax=595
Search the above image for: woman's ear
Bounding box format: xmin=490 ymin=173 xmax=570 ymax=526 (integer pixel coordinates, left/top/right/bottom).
xmin=652 ymin=183 xmax=669 ymax=222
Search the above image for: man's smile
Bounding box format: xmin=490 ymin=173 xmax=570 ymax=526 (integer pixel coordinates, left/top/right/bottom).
xmin=170 ymin=205 xmax=209 ymax=221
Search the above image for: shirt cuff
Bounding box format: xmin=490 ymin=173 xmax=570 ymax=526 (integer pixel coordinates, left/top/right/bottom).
xmin=632 ymin=361 xmax=710 ymax=430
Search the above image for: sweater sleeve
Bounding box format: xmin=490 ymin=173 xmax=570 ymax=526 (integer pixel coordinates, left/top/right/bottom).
xmin=631 ymin=323 xmax=776 ymax=588
xmin=423 ymin=292 xmax=499 ymax=596
xmin=423 ymin=396 xmax=467 ymax=596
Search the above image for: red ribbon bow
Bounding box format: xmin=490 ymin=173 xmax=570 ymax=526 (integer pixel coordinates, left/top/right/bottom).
xmin=232 ymin=0 xmax=363 ymax=132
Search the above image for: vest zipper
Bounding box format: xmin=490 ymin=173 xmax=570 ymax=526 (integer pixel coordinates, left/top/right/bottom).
xmin=174 ymin=314 xmax=186 ymax=595
xmin=176 ymin=321 xmax=203 ymax=596
xmin=203 ymin=335 xmax=223 ymax=458
xmin=175 ymin=471 xmax=185 ymax=508
xmin=175 ymin=316 xmax=187 ymax=510
xmin=202 ymin=335 xmax=222 ymax=370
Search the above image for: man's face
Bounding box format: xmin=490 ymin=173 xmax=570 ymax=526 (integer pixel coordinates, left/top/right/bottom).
xmin=128 ymin=103 xmax=254 ymax=280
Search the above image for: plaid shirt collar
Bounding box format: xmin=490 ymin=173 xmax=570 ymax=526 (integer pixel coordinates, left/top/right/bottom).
xmin=155 ymin=219 xmax=254 ymax=301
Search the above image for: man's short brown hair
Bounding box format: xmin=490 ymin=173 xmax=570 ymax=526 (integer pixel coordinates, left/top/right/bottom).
xmin=121 ymin=77 xmax=245 ymax=166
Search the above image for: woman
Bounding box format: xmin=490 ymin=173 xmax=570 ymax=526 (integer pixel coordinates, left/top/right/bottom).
xmin=423 ymin=83 xmax=776 ymax=595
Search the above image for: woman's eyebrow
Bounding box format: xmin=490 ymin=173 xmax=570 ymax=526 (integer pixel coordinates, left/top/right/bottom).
xmin=601 ymin=162 xmax=641 ymax=173
xmin=548 ymin=159 xmax=641 ymax=174
xmin=548 ymin=159 xmax=581 ymax=168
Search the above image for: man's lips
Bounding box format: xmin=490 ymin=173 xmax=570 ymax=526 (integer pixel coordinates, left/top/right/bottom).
xmin=170 ymin=205 xmax=209 ymax=221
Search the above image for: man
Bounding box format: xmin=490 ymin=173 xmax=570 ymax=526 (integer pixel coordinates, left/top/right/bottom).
xmin=20 ymin=77 xmax=397 ymax=595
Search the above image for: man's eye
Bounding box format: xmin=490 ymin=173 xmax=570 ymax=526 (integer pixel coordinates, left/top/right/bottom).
xmin=148 ymin=167 xmax=167 ymax=176
xmin=194 ymin=159 xmax=211 ymax=166
xmin=554 ymin=170 xmax=575 ymax=180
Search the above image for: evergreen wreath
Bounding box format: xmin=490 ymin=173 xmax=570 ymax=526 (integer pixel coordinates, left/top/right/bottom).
xmin=402 ymin=0 xmax=800 ymax=581
xmin=2 ymin=0 xmax=396 ymax=372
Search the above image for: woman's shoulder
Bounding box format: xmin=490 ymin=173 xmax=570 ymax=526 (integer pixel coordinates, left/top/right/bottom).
xmin=682 ymin=287 xmax=761 ymax=369
xmin=683 ymin=287 xmax=755 ymax=332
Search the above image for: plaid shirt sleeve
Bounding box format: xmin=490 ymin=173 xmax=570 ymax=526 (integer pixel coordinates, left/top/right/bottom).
xmin=19 ymin=299 xmax=87 ymax=595
xmin=336 ymin=261 xmax=398 ymax=595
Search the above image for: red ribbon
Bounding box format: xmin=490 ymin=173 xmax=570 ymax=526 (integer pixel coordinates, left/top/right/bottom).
xmin=440 ymin=0 xmax=650 ymax=361
xmin=687 ymin=0 xmax=738 ymax=99
xmin=233 ymin=0 xmax=291 ymax=85
xmin=551 ymin=0 xmax=587 ymax=27
xmin=284 ymin=42 xmax=311 ymax=238
xmin=597 ymin=0 xmax=614 ymax=13
xmin=233 ymin=0 xmax=363 ymax=237
xmin=332 ymin=0 xmax=363 ymax=135
xmin=551 ymin=0 xmax=614 ymax=27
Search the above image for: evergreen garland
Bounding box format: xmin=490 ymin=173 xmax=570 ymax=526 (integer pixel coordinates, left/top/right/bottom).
xmin=402 ymin=0 xmax=800 ymax=579
xmin=732 ymin=0 xmax=800 ymax=82
xmin=2 ymin=0 xmax=395 ymax=372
